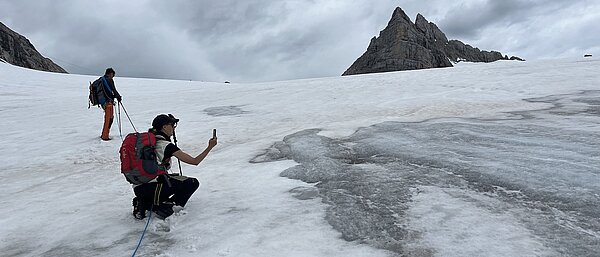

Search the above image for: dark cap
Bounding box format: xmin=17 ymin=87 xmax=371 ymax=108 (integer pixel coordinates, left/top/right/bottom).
xmin=152 ymin=114 xmax=179 ymax=130
xmin=105 ymin=67 xmax=115 ymax=75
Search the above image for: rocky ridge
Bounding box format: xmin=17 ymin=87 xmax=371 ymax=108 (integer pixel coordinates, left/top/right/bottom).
xmin=343 ymin=7 xmax=523 ymax=76
xmin=0 ymin=22 xmax=67 ymax=73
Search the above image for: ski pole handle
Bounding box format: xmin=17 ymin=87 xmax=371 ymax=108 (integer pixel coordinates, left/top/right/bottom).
xmin=212 ymin=129 xmax=217 ymax=139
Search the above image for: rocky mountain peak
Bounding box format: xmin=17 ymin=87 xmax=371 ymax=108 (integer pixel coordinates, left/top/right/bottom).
xmin=343 ymin=7 xmax=522 ymax=76
xmin=0 ymin=22 xmax=67 ymax=73
xmin=414 ymin=13 xmax=429 ymax=29
xmin=390 ymin=7 xmax=412 ymax=24
xmin=415 ymin=13 xmax=448 ymax=43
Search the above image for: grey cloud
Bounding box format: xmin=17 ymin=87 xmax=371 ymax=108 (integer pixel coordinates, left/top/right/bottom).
xmin=399 ymin=0 xmax=599 ymax=60
xmin=1 ymin=0 xmax=599 ymax=82
xmin=436 ymin=0 xmax=547 ymax=39
xmin=148 ymin=0 xmax=401 ymax=82
xmin=462 ymin=0 xmax=599 ymax=59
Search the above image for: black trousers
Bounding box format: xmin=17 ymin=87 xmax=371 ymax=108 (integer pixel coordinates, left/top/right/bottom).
xmin=133 ymin=175 xmax=199 ymax=208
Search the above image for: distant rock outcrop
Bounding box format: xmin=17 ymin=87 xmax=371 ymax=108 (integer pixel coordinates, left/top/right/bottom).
xmin=343 ymin=7 xmax=523 ymax=76
xmin=0 ymin=22 xmax=67 ymax=73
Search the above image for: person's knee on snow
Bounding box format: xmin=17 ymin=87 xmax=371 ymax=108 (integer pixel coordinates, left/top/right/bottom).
xmin=170 ymin=176 xmax=200 ymax=207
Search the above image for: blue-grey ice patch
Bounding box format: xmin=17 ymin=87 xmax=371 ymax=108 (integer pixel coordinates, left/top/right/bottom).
xmin=290 ymin=186 xmax=320 ymax=200
xmin=252 ymin=90 xmax=600 ymax=256
xmin=204 ymin=105 xmax=248 ymax=116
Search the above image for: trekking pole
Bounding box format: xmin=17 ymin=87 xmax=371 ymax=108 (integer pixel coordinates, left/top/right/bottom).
xmin=117 ymin=101 xmax=123 ymax=140
xmin=118 ymin=101 xmax=138 ymax=133
xmin=172 ymin=128 xmax=183 ymax=176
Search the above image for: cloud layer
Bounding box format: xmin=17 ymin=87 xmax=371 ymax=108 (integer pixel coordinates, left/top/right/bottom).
xmin=1 ymin=0 xmax=598 ymax=82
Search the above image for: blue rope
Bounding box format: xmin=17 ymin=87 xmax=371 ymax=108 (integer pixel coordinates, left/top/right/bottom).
xmin=131 ymin=207 xmax=153 ymax=257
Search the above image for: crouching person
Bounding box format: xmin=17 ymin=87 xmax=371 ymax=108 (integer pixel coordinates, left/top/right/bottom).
xmin=128 ymin=114 xmax=217 ymax=220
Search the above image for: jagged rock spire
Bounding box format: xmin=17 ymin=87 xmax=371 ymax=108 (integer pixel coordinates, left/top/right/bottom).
xmin=391 ymin=7 xmax=412 ymax=24
xmin=343 ymin=7 xmax=521 ymax=76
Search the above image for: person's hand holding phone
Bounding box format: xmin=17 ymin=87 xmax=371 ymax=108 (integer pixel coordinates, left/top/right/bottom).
xmin=208 ymin=129 xmax=218 ymax=148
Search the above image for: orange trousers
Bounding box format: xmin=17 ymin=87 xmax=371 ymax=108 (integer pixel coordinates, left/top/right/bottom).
xmin=101 ymin=102 xmax=114 ymax=140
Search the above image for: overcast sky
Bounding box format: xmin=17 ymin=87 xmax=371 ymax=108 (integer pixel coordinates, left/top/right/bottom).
xmin=1 ymin=0 xmax=599 ymax=82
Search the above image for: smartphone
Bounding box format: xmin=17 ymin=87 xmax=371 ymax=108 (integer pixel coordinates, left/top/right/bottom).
xmin=213 ymin=129 xmax=217 ymax=138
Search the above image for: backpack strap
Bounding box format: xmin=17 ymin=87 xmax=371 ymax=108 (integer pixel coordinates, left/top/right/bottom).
xmin=151 ymin=134 xmax=173 ymax=187
xmin=101 ymin=76 xmax=114 ymax=96
xmin=154 ymin=134 xmax=174 ymax=170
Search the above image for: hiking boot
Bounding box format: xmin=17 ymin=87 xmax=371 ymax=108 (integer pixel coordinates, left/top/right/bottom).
xmin=153 ymin=202 xmax=175 ymax=220
xmin=132 ymin=197 xmax=147 ymax=220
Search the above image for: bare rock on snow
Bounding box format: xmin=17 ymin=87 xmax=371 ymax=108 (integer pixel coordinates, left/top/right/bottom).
xmin=342 ymin=7 xmax=523 ymax=76
xmin=0 ymin=22 xmax=67 ymax=73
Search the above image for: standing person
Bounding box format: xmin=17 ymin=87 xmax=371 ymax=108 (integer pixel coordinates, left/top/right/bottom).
xmin=132 ymin=114 xmax=218 ymax=220
xmin=97 ymin=68 xmax=121 ymax=140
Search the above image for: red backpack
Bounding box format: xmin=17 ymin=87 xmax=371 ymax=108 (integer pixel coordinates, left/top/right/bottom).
xmin=120 ymin=132 xmax=168 ymax=185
